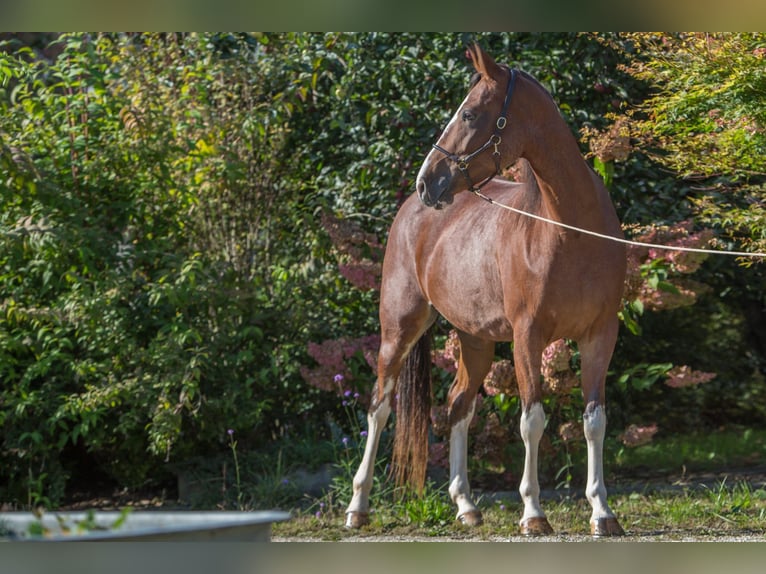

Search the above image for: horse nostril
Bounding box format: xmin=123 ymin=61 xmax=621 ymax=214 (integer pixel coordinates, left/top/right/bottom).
xmin=416 ymin=178 xmax=426 ymax=197
xmin=417 ymin=179 xmax=431 ymax=205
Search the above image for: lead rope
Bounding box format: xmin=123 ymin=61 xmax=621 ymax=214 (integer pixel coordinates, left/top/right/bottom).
xmin=471 ymin=188 xmax=766 ymax=259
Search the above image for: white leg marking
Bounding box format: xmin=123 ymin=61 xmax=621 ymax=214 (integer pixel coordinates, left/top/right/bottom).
xmin=345 ymin=378 xmax=394 ymax=521
xmin=519 ymin=402 xmax=546 ymax=522
xmin=448 ymin=400 xmax=478 ymax=519
xmin=583 ymin=405 xmax=615 ymax=522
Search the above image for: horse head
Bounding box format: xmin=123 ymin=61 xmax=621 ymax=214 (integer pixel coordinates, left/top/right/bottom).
xmin=416 ymin=44 xmax=522 ymax=208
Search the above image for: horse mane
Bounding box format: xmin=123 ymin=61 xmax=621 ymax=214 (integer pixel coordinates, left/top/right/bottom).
xmin=509 ymin=157 xmax=535 ymax=184
xmin=513 ymin=68 xmax=560 ymax=110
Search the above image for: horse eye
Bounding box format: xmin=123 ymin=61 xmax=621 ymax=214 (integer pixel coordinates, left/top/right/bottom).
xmin=461 ymin=109 xmax=476 ymax=122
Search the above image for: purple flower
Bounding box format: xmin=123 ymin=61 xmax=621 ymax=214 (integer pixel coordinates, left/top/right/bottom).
xmin=282 ymin=478 xmax=289 ymax=485
xmin=360 ymin=430 xmax=368 ymax=438
xmin=344 ymin=389 xmax=352 ymax=397
xmin=315 ymin=511 xmax=322 ymax=519
xmin=227 ymin=429 xmax=234 ymax=436
xmin=342 ymin=436 xmax=350 ymax=447
xmin=353 ymin=392 xmax=360 ymax=399
xmin=334 ymin=374 xmax=344 ymax=383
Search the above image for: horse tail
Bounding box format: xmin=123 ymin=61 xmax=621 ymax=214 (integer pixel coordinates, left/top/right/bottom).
xmin=392 ymin=328 xmax=433 ymax=494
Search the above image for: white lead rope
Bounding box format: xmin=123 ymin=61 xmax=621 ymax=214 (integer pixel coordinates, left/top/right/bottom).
xmin=471 ymin=189 xmax=766 ymax=258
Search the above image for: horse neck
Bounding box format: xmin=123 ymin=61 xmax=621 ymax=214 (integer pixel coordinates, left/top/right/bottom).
xmin=517 ymin=81 xmax=604 ymax=230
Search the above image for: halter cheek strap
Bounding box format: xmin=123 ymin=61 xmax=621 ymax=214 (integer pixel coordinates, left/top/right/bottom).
xmin=432 ymin=68 xmax=518 ymax=193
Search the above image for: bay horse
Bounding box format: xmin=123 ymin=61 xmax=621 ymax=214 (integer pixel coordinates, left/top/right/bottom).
xmin=344 ymin=44 xmax=627 ymax=536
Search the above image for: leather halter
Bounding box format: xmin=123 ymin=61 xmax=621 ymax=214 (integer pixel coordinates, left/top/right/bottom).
xmin=432 ymin=68 xmax=518 ymax=193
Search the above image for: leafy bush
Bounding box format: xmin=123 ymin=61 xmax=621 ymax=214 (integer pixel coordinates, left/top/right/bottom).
xmin=0 ymin=33 xmax=763 ymax=506
xmin=0 ymin=33 xmax=321 ymax=503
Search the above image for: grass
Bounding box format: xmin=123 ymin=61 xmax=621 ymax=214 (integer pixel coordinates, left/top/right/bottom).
xmin=273 ymin=479 xmax=766 ymax=541
xmin=165 ymin=425 xmax=766 ymax=539
xmin=269 ymin=427 xmax=766 ymax=540
xmin=607 ymin=427 xmax=766 ymax=478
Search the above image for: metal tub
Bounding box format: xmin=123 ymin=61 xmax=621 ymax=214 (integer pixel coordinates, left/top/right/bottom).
xmin=0 ymin=510 xmax=291 ymax=541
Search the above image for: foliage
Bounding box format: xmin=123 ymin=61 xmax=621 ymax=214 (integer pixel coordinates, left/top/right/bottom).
xmin=0 ymin=32 xmax=763 ymax=508
xmin=606 ymin=32 xmax=766 ymax=257
xmin=0 ymin=33 xmax=320 ymax=503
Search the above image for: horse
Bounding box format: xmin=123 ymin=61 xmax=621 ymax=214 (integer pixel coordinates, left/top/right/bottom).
xmin=344 ymin=44 xmax=627 ymax=537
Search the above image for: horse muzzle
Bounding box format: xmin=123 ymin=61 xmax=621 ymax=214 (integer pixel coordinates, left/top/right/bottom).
xmin=416 ymin=174 xmax=452 ymax=208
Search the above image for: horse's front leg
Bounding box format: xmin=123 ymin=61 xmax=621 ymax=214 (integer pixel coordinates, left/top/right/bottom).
xmin=582 ymin=402 xmax=624 ymax=536
xmin=580 ymin=323 xmax=624 ymax=537
xmin=515 ymin=329 xmax=555 ymax=535
xmin=518 ymin=402 xmax=554 ymax=535
xmin=344 ymin=377 xmax=394 ymax=528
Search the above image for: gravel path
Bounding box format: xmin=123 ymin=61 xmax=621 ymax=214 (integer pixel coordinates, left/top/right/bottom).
xmin=272 ymin=532 xmax=766 ymax=542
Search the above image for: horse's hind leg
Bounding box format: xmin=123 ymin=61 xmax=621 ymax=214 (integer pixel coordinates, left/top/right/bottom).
xmin=447 ymin=332 xmax=494 ymax=526
xmin=345 ymin=304 xmax=436 ymax=529
xmin=579 ymin=319 xmax=624 ymax=537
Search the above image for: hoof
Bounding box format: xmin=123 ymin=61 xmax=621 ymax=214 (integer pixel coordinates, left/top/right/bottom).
xmin=591 ymin=516 xmax=625 ymax=537
xmin=345 ymin=511 xmax=370 ymax=529
xmin=457 ymin=510 xmax=484 ymax=527
xmin=519 ymin=516 xmax=554 ymax=536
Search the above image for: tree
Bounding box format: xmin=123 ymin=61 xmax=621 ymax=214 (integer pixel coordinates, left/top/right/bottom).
xmin=597 ymin=33 xmax=766 ymax=434
xmin=611 ymin=33 xmax=766 ymax=257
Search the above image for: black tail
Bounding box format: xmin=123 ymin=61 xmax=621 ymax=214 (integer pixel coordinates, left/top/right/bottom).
xmin=392 ymin=329 xmax=432 ymax=494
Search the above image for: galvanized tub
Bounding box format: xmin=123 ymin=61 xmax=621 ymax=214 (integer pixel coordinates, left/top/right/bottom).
xmin=0 ymin=510 xmax=290 ymax=541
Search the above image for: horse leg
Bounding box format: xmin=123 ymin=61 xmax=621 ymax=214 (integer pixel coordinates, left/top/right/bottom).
xmin=579 ymin=320 xmax=625 ymax=537
xmin=345 ymin=305 xmax=436 ymax=529
xmin=446 ymin=332 xmax=494 ymax=526
xmin=344 ymin=373 xmax=394 ymax=528
xmin=514 ymin=327 xmax=555 ymax=535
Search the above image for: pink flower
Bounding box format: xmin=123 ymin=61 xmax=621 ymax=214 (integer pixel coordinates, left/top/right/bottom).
xmin=664 ymin=365 xmax=716 ymax=388
xmin=301 ymin=334 xmax=381 ymax=396
xmin=483 ymin=360 xmax=517 ymax=396
xmin=624 ymin=221 xmax=715 ymax=312
xmin=321 ymin=212 xmax=384 ymax=292
xmin=338 ymin=261 xmax=382 ymax=291
xmin=320 ymin=212 xmax=383 ymax=258
xmin=430 ymin=404 xmax=450 ymax=438
xmin=432 ymin=329 xmax=460 ymax=374
xmin=638 ymin=278 xmax=708 ymax=311
xmin=663 ymin=228 xmax=715 ymax=274
xmin=471 ymin=412 xmax=509 ymax=466
xmin=541 ymin=340 xmax=578 ymax=396
xmin=619 ymin=423 xmax=659 ymax=447
xmin=542 ymin=339 xmax=572 ymax=377
xmin=558 ymin=421 xmax=583 ymax=443
xmin=428 ymin=441 xmax=449 ymax=469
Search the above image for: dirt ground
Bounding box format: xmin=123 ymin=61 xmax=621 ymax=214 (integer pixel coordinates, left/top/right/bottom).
xmin=271 ymin=532 xmax=766 ymax=542
xmin=52 ymin=464 xmax=766 ymax=542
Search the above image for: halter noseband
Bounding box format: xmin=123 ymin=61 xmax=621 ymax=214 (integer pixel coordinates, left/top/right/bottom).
xmin=432 ymin=68 xmax=518 ymax=193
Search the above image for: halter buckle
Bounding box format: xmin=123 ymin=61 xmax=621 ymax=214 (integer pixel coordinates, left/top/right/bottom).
xmin=491 ymin=134 xmax=502 ymax=156
xmin=496 ymin=117 xmax=507 ymax=130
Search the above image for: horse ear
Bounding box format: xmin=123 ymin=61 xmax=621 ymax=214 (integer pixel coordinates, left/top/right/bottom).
xmin=468 ymin=43 xmax=504 ymax=83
